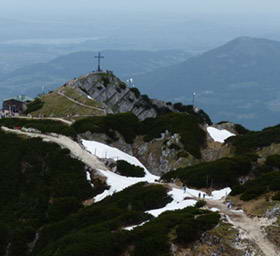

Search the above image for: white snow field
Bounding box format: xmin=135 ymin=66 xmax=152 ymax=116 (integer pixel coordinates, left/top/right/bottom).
xmin=82 ymin=139 xmax=158 ymax=202
xmin=82 ymin=140 xmax=151 ymax=172
xmin=146 ymin=187 xmax=231 ymax=217
xmin=82 ymin=139 xmax=231 ymax=215
xmin=207 ymin=126 xmax=235 ymax=143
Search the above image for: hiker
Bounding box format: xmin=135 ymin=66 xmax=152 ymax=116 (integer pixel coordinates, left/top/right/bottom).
xmin=198 ymin=192 xmax=201 ymax=198
xmin=203 ymin=193 xmax=206 ymax=199
xmin=183 ymin=185 xmax=187 ymax=193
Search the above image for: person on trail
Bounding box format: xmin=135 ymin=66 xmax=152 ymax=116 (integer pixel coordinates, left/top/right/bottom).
xmin=203 ymin=193 xmax=206 ymax=199
xmin=198 ymin=192 xmax=201 ymax=198
xmin=183 ymin=185 xmax=187 ymax=193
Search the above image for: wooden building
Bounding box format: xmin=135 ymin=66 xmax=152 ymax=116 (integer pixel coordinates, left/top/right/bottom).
xmin=2 ymin=96 xmax=33 ymax=114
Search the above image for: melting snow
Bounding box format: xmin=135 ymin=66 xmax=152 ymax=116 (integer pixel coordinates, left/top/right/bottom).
xmin=124 ymin=221 xmax=149 ymax=231
xmin=207 ymin=126 xmax=235 ymax=143
xmin=82 ymin=139 xmax=231 ymax=217
xmin=146 ymin=187 xmax=231 ymax=218
xmin=94 ymin=169 xmax=158 ymax=202
xmin=82 ymin=140 xmax=148 ymax=171
xmin=82 ymin=140 xmax=158 ymax=202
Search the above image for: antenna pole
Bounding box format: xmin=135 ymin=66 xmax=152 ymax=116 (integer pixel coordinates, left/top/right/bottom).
xmin=192 ymin=92 xmax=196 ymax=107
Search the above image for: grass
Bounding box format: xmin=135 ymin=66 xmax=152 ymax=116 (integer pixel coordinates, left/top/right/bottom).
xmin=209 ymin=222 xmax=238 ymax=240
xmin=230 ymin=194 xmax=278 ymax=217
xmin=30 ymin=87 xmax=105 ymax=119
xmin=60 ymin=86 xmax=103 ymax=108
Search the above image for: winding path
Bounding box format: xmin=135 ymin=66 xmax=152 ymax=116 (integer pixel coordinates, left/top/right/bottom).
xmin=56 ymin=91 xmax=106 ymax=114
xmin=2 ymin=126 xmax=279 ymax=255
xmin=206 ymin=199 xmax=279 ymax=256
xmin=1 ymin=126 xmax=106 ymax=171
xmin=10 ymin=116 xmax=73 ymax=125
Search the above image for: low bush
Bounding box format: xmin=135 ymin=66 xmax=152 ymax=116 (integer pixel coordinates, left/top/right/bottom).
xmin=34 ymin=183 xmax=171 ymax=255
xmin=265 ymin=155 xmax=280 ymax=169
xmin=116 ymin=160 xmax=145 ymax=177
xmin=24 ymin=98 xmax=44 ymax=114
xmin=72 ymin=112 xmax=207 ymax=159
xmin=272 ymin=192 xmax=280 ymax=201
xmin=234 ymin=124 xmax=250 ymax=135
xmin=173 ymin=103 xmax=212 ymax=124
xmin=231 ymin=171 xmax=280 ymax=201
xmin=162 ymin=156 xmax=253 ymax=189
xmin=130 ymin=88 xmax=141 ymax=98
xmin=48 ymin=197 xmax=82 ymax=222
xmin=0 ymin=131 xmax=93 ymax=255
xmin=195 ymin=200 xmax=207 ymax=208
xmin=72 ymin=113 xmax=140 ymax=144
xmin=227 ymin=124 xmax=280 ymax=154
xmin=140 ymin=112 xmax=206 ymax=158
xmin=0 ymin=118 xmax=76 ymax=137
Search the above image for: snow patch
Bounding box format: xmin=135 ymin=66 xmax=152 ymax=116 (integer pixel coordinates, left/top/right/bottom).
xmin=82 ymin=140 xmax=158 ymax=202
xmin=210 ymin=208 xmax=220 ymax=212
xmin=124 ymin=221 xmax=149 ymax=231
xmin=146 ymin=187 xmax=231 ymax=218
xmin=82 ymin=139 xmax=231 ymax=218
xmin=94 ymin=169 xmax=157 ymax=202
xmin=207 ymin=126 xmax=235 ymax=143
xmin=82 ymin=140 xmax=150 ymax=172
xmin=146 ymin=187 xmax=197 ymax=217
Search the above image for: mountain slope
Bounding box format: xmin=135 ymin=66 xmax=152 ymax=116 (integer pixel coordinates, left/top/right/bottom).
xmin=135 ymin=37 xmax=280 ymax=129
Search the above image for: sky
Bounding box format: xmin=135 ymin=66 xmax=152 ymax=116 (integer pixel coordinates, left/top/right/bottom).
xmin=2 ymin=0 xmax=280 ymax=17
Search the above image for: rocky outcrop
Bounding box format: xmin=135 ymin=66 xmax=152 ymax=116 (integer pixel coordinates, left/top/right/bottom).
xmin=172 ymin=221 xmax=266 ymax=256
xmin=79 ymin=130 xmax=199 ymax=176
xmin=66 ymin=71 xmax=176 ymax=120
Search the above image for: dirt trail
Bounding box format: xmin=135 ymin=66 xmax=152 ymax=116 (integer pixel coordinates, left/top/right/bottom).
xmin=56 ymin=91 xmax=106 ymax=113
xmin=1 ymin=126 xmax=106 ymax=171
xmin=2 ymin=126 xmax=279 ymax=255
xmin=206 ymin=199 xmax=279 ymax=256
xmin=10 ymin=116 xmax=73 ymax=125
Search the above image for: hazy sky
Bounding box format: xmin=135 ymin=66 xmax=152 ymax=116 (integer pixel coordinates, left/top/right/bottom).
xmin=2 ymin=0 xmax=280 ymax=16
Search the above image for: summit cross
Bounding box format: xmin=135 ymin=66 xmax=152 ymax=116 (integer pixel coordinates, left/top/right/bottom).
xmin=95 ymin=52 xmax=104 ymax=72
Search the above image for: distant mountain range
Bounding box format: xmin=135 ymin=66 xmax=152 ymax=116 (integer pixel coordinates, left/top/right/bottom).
xmin=3 ymin=36 xmax=280 ymax=129
xmin=0 ymin=49 xmax=190 ymax=102
xmin=134 ymin=37 xmax=280 ymax=129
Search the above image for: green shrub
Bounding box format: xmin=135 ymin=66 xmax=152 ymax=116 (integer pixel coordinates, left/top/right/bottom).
xmin=231 ymin=171 xmax=280 ymax=201
xmin=162 ymin=156 xmax=253 ymax=189
xmin=227 ymin=124 xmax=280 ymax=154
xmin=234 ymin=124 xmax=249 ymax=135
xmin=195 ymin=200 xmax=207 ymax=208
xmin=24 ymin=98 xmax=44 ymax=114
xmin=72 ymin=113 xmax=140 ymax=144
xmin=48 ymin=197 xmax=82 ymax=222
xmin=272 ymin=192 xmax=280 ymax=201
xmin=0 ymin=130 xmax=94 ymax=253
xmin=196 ymin=212 xmax=220 ymax=231
xmin=266 ymin=155 xmax=280 ymax=169
xmin=116 ymin=160 xmax=145 ymax=177
xmin=140 ymin=112 xmax=206 ymax=158
xmin=173 ymin=103 xmax=212 ymax=124
xmin=72 ymin=112 xmax=207 ymax=159
xmin=176 ymin=217 xmax=199 ymax=244
xmin=34 ymin=182 xmax=171 ymax=254
xmin=240 ymin=186 xmax=267 ymax=201
xmin=130 ymin=88 xmax=141 ymax=98
xmin=0 ymin=118 xmax=76 ymax=137
xmin=0 ymin=223 xmax=9 ymax=255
